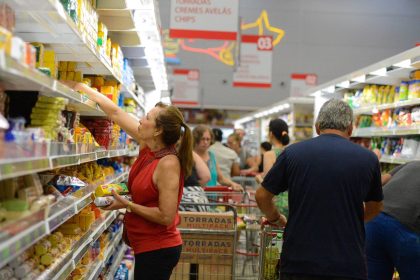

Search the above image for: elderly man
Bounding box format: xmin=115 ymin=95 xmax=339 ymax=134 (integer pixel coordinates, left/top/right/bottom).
xmin=256 ymin=99 xmax=383 ymax=280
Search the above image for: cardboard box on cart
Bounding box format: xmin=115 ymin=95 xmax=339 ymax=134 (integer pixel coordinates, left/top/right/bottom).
xmin=173 ymin=211 xmax=235 ymax=279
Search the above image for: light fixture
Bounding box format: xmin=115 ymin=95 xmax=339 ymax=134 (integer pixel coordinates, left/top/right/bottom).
xmin=310 ymin=90 xmax=321 ymax=97
xmin=283 ymin=103 xmax=290 ymax=109
xmin=393 ymin=59 xmax=412 ymax=69
xmin=160 ymin=96 xmax=172 ymax=104
xmin=351 ymin=75 xmax=366 ymax=83
xmin=336 ymin=80 xmax=350 ymax=88
xmin=369 ymin=67 xmax=387 ymax=76
xmin=322 ymin=85 xmax=335 ymax=94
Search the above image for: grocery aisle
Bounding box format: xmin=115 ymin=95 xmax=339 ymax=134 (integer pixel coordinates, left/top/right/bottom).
xmin=0 ymin=0 xmax=151 ymax=279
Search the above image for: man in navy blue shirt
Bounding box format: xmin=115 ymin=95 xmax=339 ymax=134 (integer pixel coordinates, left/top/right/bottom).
xmin=256 ymin=99 xmax=383 ymax=280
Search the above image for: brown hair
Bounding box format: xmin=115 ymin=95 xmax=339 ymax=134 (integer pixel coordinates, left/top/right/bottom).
xmin=154 ymin=102 xmax=193 ymax=177
xmin=192 ymin=125 xmax=214 ymax=147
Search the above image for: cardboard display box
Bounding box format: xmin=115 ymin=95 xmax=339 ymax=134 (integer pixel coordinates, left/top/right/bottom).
xmin=198 ymin=264 xmax=233 ymax=280
xmin=180 ymin=233 xmax=234 ymax=265
xmin=178 ymin=211 xmax=235 ymax=230
xmin=170 ymin=263 xmax=191 ymax=280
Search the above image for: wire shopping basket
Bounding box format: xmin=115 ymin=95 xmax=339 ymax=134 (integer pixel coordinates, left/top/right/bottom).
xmin=259 ymin=226 xmax=284 ymax=280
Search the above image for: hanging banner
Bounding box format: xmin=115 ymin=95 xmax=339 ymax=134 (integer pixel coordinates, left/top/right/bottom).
xmin=233 ymin=35 xmax=273 ymax=88
xmin=169 ymin=0 xmax=239 ymax=40
xmin=172 ymin=69 xmax=200 ymax=107
xmin=290 ymin=73 xmax=318 ymax=97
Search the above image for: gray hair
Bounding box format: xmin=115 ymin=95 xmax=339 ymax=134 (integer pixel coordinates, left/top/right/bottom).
xmin=315 ymin=99 xmax=353 ymax=131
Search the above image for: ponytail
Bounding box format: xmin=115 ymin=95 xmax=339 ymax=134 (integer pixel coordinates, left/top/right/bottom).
xmin=281 ymin=132 xmax=290 ymax=146
xmin=178 ymin=123 xmax=193 ymax=177
xmin=154 ymin=102 xmax=193 ymax=177
xmin=269 ymin=118 xmax=290 ymax=146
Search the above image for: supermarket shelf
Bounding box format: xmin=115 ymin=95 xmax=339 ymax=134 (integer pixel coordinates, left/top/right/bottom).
xmin=44 ymin=211 xmax=118 ymax=280
xmin=86 ymin=259 xmax=106 ymax=280
xmin=106 ymin=243 xmax=127 ymax=280
xmin=84 ymin=221 xmax=123 ymax=280
xmin=0 ymin=171 xmax=126 ymax=270
xmin=307 ymin=46 xmax=420 ymax=96
xmin=121 ymin=84 xmax=144 ymax=109
xmin=292 ymin=123 xmax=313 ymax=127
xmin=128 ymin=148 xmax=140 ymax=157
xmin=0 ymin=148 xmax=129 ymax=180
xmin=379 ymin=155 xmax=417 ymax=165
xmin=129 ymin=266 xmax=134 ymax=280
xmin=352 ymin=126 xmax=420 ymax=137
xmin=10 ymin=0 xmax=123 ymax=83
xmin=0 ymin=53 xmax=105 ymax=117
xmin=353 ymin=98 xmax=420 ymax=115
xmin=103 ymin=230 xmax=124 ymax=265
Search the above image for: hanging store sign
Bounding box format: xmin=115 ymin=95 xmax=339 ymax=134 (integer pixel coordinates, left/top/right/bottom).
xmin=233 ymin=35 xmax=273 ymax=88
xmin=290 ymin=73 xmax=318 ymax=97
xmin=172 ymin=69 xmax=200 ymax=107
xmin=169 ymin=0 xmax=239 ymax=40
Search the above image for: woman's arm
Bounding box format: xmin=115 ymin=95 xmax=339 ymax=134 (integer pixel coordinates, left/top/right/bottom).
xmin=106 ymin=155 xmax=181 ymax=226
xmin=62 ymin=81 xmax=143 ymax=144
xmin=262 ymin=151 xmax=276 ymax=176
xmin=230 ymin=161 xmax=241 ymax=177
xmin=193 ymin=151 xmax=211 ymax=186
xmin=216 ymin=162 xmax=243 ymax=191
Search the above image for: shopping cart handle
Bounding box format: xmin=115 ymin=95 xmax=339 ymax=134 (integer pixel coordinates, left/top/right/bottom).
xmin=240 ymin=171 xmax=257 ymax=177
xmin=203 ymin=186 xmax=232 ymax=192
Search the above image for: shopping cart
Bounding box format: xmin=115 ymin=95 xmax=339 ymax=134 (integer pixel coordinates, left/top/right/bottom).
xmin=171 ymin=203 xmax=237 ymax=280
xmin=202 ymin=187 xmax=265 ymax=279
xmin=259 ymin=226 xmax=283 ymax=280
xmin=232 ymin=174 xmax=259 ymax=191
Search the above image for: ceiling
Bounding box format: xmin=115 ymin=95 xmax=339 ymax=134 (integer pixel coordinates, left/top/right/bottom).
xmin=158 ymin=0 xmax=420 ymax=110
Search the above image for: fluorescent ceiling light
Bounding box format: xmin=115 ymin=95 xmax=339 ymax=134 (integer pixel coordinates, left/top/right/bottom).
xmin=160 ymin=96 xmax=172 ymax=104
xmin=393 ymin=59 xmax=412 ymax=69
xmin=351 ymin=75 xmax=366 ymax=83
xmin=310 ymin=90 xmax=321 ymax=97
xmin=322 ymin=85 xmax=335 ymax=94
xmin=336 ymin=80 xmax=350 ymax=88
xmin=283 ymin=103 xmax=290 ymax=109
xmin=369 ymin=67 xmax=387 ymax=76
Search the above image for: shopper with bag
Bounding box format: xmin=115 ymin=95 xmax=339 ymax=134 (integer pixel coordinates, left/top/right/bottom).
xmin=62 ymin=81 xmax=193 ymax=280
xmin=256 ymin=99 xmax=383 ymax=280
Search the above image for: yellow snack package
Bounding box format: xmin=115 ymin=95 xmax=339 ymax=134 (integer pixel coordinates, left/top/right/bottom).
xmin=94 ymin=183 xmax=129 ymax=197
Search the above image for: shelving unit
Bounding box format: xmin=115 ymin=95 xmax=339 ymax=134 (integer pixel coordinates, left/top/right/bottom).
xmin=0 ymin=145 xmax=132 ymax=180
xmin=309 ymin=47 xmax=420 ymax=98
xmin=39 ymin=210 xmax=118 ymax=280
xmin=0 ymin=53 xmax=104 ymax=117
xmin=0 ymin=0 xmax=165 ymax=278
xmin=234 ymin=97 xmax=314 ymax=144
xmin=106 ymin=243 xmax=127 ymax=280
xmin=9 ymin=0 xmax=123 ymax=81
xmin=0 ymin=171 xmax=128 ymax=270
xmin=305 ymin=46 xmax=420 ymax=165
xmin=352 ymin=126 xmax=420 ymax=137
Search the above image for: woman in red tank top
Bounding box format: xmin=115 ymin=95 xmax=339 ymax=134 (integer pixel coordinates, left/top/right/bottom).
xmin=62 ymin=81 xmax=193 ymax=280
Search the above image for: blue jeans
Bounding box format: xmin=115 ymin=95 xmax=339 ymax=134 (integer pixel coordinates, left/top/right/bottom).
xmin=365 ymin=212 xmax=420 ymax=280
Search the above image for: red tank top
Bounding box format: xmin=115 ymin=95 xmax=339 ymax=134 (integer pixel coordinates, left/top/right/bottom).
xmin=124 ymin=146 xmax=184 ymax=254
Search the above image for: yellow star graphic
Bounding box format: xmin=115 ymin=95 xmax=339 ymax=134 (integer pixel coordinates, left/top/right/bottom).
xmin=241 ymin=10 xmax=285 ymax=46
xmin=163 ymin=10 xmax=285 ymax=66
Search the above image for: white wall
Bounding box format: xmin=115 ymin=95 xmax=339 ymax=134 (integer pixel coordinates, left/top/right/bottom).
xmin=159 ymin=0 xmax=420 ymax=110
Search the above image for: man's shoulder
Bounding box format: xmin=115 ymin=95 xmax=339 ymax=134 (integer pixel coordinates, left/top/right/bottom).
xmin=210 ymin=143 xmax=237 ymax=156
